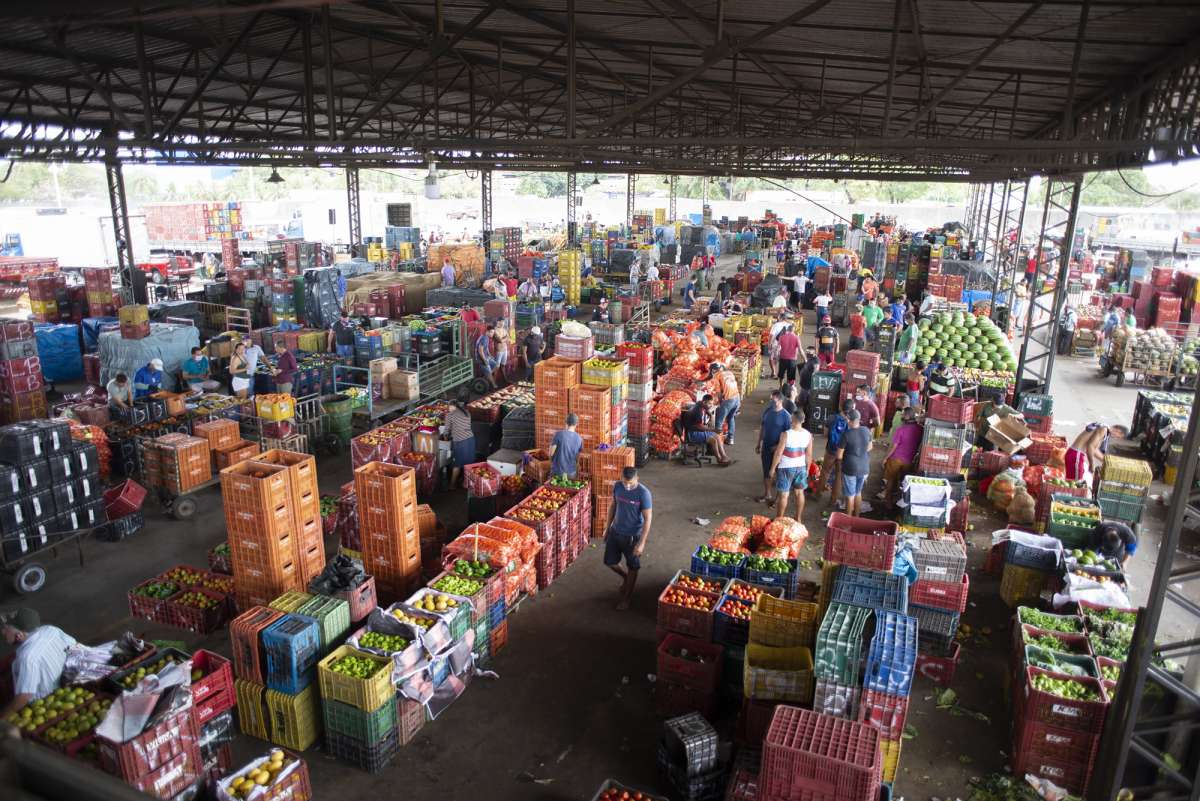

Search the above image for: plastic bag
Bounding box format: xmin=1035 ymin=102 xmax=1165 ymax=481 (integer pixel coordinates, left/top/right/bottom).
xmin=709 ymin=533 xmax=749 ymax=553
xmin=763 ymin=517 xmax=808 ymax=551
xmin=1008 ymin=486 xmax=1036 ymax=526
xmin=306 ymin=553 xmax=367 ymax=595
xmin=755 ymin=544 xmax=791 ymax=559
xmin=750 ymin=515 xmax=771 ymax=536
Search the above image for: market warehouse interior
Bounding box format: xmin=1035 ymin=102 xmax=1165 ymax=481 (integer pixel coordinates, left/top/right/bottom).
xmin=1 ymin=1 xmax=1200 ymax=800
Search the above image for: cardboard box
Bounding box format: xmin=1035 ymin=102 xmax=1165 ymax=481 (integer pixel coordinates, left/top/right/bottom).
xmin=986 ymin=413 xmax=1032 ymax=454
xmin=386 ymin=370 xmax=419 ymax=400
xmin=487 ymin=448 xmax=524 ymax=477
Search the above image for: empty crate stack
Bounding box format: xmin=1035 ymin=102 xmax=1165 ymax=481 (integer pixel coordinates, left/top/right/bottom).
xmin=354 ymin=461 xmax=420 ymax=603
xmin=559 ymin=249 xmax=581 ymax=305
xmin=739 ymin=592 xmax=819 ymax=747
xmin=758 ymin=706 xmax=882 ymax=801
xmin=256 ymin=449 xmax=325 ymax=585
xmin=920 ymin=395 xmax=976 ymax=481
xmin=82 ymin=267 xmax=117 ymax=317
xmin=618 ymin=342 xmax=654 ymax=465
xmin=907 ymin=531 xmax=968 ymax=684
xmin=657 ymin=713 xmax=723 ymax=801
xmin=0 ymin=421 xmax=106 ymax=565
xmin=533 ymin=356 xmax=578 ymax=451
xmin=220 ymin=459 xmax=307 ymax=610
xmin=0 ymin=320 xmax=47 ymax=423
xmin=194 ymin=418 xmax=260 ymax=471
xmin=580 ymin=354 xmax=629 ymax=447
xmin=589 ymin=446 xmax=635 ymax=538
xmin=140 ymin=433 xmax=211 ymax=494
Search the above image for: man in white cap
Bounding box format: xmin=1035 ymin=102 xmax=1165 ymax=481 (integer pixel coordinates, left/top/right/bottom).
xmin=133 ymin=358 xmax=164 ymax=398
xmin=1 ymin=607 xmax=77 ymax=718
xmin=519 ymin=325 xmax=545 ymax=381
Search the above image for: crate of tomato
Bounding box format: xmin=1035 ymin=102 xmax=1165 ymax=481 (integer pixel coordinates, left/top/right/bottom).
xmin=658 ymin=572 xmax=720 ymax=641
xmin=465 ymin=463 xmax=502 ymax=498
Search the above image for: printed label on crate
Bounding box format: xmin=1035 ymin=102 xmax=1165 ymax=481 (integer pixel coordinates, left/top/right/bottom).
xmin=1045 ymin=733 xmax=1072 ymax=745
xmin=153 ymin=759 xmax=188 ymax=793
xmin=1051 ymin=703 xmax=1080 ymax=717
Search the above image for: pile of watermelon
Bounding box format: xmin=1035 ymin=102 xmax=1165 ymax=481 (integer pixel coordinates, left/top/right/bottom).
xmin=917 ymin=311 xmax=1016 ymax=371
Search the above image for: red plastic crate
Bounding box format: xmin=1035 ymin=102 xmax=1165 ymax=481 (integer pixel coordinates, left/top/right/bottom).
xmin=655 ymin=677 xmax=715 ymax=720
xmin=915 ymin=641 xmax=960 ymax=685
xmin=760 ymin=706 xmax=881 ymax=801
xmin=1025 ymin=434 xmax=1067 ymax=466
xmin=918 ymin=445 xmax=964 ymax=475
xmin=845 ymin=350 xmax=881 ymax=373
xmin=1011 ymin=735 xmax=1096 ymax=796
xmin=1014 ymin=712 xmax=1100 ymax=764
xmin=164 ymin=587 xmax=229 ymax=634
xmin=948 ymin=497 xmax=969 ymax=532
xmin=823 ymin=513 xmax=898 ymax=571
xmin=927 ymin=395 xmax=976 ymax=424
xmin=229 ymin=605 xmax=285 ymax=684
xmin=910 ymin=572 xmax=969 ymax=613
xmin=97 ymin=704 xmax=199 ymax=783
xmin=616 ymin=342 xmax=654 ymax=368
xmin=104 ymin=479 xmax=147 ymax=519
xmin=657 ymin=584 xmax=718 ymax=641
xmin=858 ymin=689 xmax=909 ymax=740
xmin=656 ymin=633 xmax=724 ymax=691
xmin=1020 ymin=666 xmax=1109 ymax=734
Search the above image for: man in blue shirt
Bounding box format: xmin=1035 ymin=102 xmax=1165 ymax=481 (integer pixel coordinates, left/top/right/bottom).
xmin=133 ymin=359 xmax=164 ymax=398
xmin=549 ymin=414 xmax=583 ymax=478
xmin=813 ymin=398 xmax=855 ymax=507
xmin=604 ymin=467 xmax=653 ymax=610
xmin=181 ymin=347 xmax=210 ymax=393
xmin=756 ymin=390 xmax=793 ymax=505
xmin=888 ymin=297 xmax=905 ymax=326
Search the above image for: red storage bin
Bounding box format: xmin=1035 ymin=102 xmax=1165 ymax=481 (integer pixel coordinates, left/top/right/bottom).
xmin=104 ymin=479 xmax=147 ymax=519
xmin=824 ymin=513 xmax=898 ymax=571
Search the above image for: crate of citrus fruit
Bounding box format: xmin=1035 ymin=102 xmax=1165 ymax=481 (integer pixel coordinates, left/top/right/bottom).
xmin=216 ymin=749 xmax=311 ymax=801
xmin=316 ymin=645 xmax=394 ymax=713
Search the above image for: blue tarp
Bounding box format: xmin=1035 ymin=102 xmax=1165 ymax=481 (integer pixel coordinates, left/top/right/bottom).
xmin=34 ymin=323 xmax=83 ymax=382
xmin=81 ymin=317 xmax=118 ymax=352
xmin=806 ymin=255 xmax=831 ymax=277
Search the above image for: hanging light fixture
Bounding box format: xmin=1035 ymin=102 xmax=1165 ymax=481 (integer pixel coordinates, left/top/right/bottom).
xmin=661 ymin=176 xmax=670 ymax=186
xmin=266 ymin=167 xmax=285 ymax=184
xmin=590 ymin=175 xmax=600 ymax=187
xmin=424 ymin=155 xmax=441 ymax=199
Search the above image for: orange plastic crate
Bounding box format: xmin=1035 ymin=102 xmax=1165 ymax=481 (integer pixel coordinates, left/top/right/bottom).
xmin=221 ymin=461 xmax=293 ymax=513
xmin=592 ymin=446 xmax=635 ymax=480
xmin=569 ymin=384 xmax=610 ymax=417
xmin=229 ymin=605 xmax=285 ymax=683
xmin=215 ymin=439 xmax=260 ymax=470
xmin=533 ymin=356 xmax=581 ymax=389
xmin=251 ymin=449 xmax=318 ymax=513
xmin=354 ymin=461 xmax=416 ymax=514
xmin=193 ymin=418 xmax=239 ymax=452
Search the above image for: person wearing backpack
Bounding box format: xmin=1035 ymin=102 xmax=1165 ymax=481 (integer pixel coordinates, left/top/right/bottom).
xmin=812 ymin=398 xmax=855 ymax=507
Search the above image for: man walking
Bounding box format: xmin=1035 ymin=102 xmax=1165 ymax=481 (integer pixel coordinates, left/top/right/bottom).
xmin=604 ymin=467 xmax=652 ymax=611
xmin=756 ymin=390 xmax=794 ymax=506
xmin=710 ymin=362 xmax=742 ymax=447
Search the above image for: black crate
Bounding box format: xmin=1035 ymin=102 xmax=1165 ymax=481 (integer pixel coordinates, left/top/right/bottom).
xmin=0 ymin=465 xmax=19 ymax=502
xmin=47 ymin=452 xmax=76 ymax=483
xmin=52 ymin=509 xmax=84 ymax=533
xmin=79 ymin=498 xmax=107 ymax=528
xmin=51 ymin=482 xmax=80 ymax=515
xmin=75 ymin=475 xmax=100 ymax=502
xmin=1 ymin=525 xmax=52 ymax=562
xmin=30 ymin=420 xmax=70 ymax=453
xmin=22 ymin=489 xmax=55 ymax=524
xmin=17 ymin=459 xmax=50 ymax=493
xmin=661 ymin=712 xmax=720 ymax=777
xmin=656 ymin=745 xmax=724 ymax=801
xmin=325 ymin=728 xmax=400 ymax=773
xmin=0 ymin=425 xmax=51 ymax=464
xmin=98 ymin=511 xmax=143 ymax=541
xmin=72 ymin=442 xmax=100 ymax=476
xmin=0 ymin=499 xmax=25 ymax=533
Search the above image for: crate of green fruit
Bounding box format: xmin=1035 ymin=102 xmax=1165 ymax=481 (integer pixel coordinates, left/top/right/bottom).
xmin=317 ymin=645 xmax=395 ymax=713
xmin=742 ymin=555 xmax=801 ymax=599
xmin=107 ymin=647 xmax=190 ymax=693
xmin=449 ymin=556 xmax=505 ymax=606
xmin=347 ymin=622 xmax=425 ymax=674
xmin=1023 ymin=645 xmax=1097 ymax=679
xmin=691 ymin=545 xmax=746 ymax=580
xmin=31 ymin=690 xmax=114 ymax=756
xmin=404 ymin=588 xmax=472 ymax=640
xmin=295 ymin=594 xmax=351 ymax=650
xmin=1016 ymin=607 xmax=1083 ymax=633
xmin=1020 ymin=624 xmax=1090 ymax=656
xmin=1021 ymin=666 xmax=1109 ymax=733
xmin=127 ymin=578 xmax=181 ymax=624
xmin=165 ymin=587 xmax=229 ymax=634
xmin=428 ymin=569 xmax=492 ymax=623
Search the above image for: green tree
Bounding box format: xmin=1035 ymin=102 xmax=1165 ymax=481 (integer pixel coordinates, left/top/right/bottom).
xmin=515 ymin=172 xmax=568 ymax=198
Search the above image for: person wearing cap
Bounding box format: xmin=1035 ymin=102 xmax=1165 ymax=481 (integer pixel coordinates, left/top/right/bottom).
xmin=549 ymin=413 xmax=584 ymax=478
xmin=133 ymin=358 xmax=164 ymax=398
xmin=519 ymin=325 xmax=545 ymax=381
xmin=1 ymin=608 xmax=77 ymax=717
xmin=328 ymin=311 xmax=358 ymax=359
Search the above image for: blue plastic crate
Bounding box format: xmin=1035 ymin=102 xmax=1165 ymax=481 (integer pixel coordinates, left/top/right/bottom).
xmin=831 ymin=566 xmax=908 ymax=614
xmin=690 ymin=547 xmax=745 ymax=580
xmin=488 ymin=600 xmax=505 ymax=629
xmin=742 ymin=560 xmax=801 ymax=599
xmin=262 ymin=613 xmax=322 ymax=694
xmin=864 ymin=611 xmax=919 ymax=697
xmin=711 ymin=594 xmax=752 ymax=646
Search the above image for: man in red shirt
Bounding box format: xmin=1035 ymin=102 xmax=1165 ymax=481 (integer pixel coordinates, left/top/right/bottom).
xmin=776 ymin=324 xmax=801 ymax=387
xmin=847 ymin=304 xmax=867 ymax=352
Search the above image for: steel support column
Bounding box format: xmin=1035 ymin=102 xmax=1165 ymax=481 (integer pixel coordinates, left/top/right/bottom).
xmin=105 ymin=158 xmax=135 ymax=289
xmin=964 ymin=184 xmax=978 ymax=233
xmin=980 ymin=182 xmax=1002 ymax=263
xmin=345 ymin=167 xmax=361 ymax=250
xmin=990 ymin=179 xmax=1030 ymax=325
xmin=669 ymin=175 xmax=678 ymax=222
xmin=481 ymin=168 xmax=493 ymax=256
xmin=626 ymin=173 xmax=636 ymax=228
xmin=1014 ymin=177 xmax=1082 ymax=397
xmin=567 ymin=171 xmax=578 ymax=246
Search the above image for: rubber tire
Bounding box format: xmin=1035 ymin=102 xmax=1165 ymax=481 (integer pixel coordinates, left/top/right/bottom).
xmin=173 ymin=497 xmax=197 ymax=519
xmin=1115 ymin=371 xmax=1125 ymax=387
xmin=470 ymin=378 xmax=490 ymax=395
xmin=13 ymin=563 xmax=46 ymax=594
xmin=1101 ymin=360 xmax=1113 ymax=378
xmin=320 ymin=433 xmax=341 ymax=456
xmin=150 ymin=270 xmax=165 ymax=285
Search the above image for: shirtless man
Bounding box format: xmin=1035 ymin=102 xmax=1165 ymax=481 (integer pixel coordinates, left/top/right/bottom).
xmin=1064 ymin=423 xmax=1128 ymax=481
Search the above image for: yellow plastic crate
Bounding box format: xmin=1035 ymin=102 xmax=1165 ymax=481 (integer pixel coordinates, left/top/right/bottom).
xmin=318 ymin=645 xmax=395 ymax=713
xmin=1000 ymin=563 xmax=1045 ymax=608
xmin=1166 ymin=464 xmax=1178 ymax=486
xmin=724 ymin=315 xmax=748 ymax=334
xmin=582 ymin=357 xmax=628 ymax=387
xmin=119 ymin=304 xmax=150 ymax=325
xmin=743 ymin=643 xmax=814 ymax=704
xmin=1101 ymin=455 xmax=1152 ymax=488
xmin=297 ymin=332 xmax=325 ymax=353
xmin=256 ymin=395 xmax=296 ymax=421
xmin=266 ymin=684 xmax=321 ymax=751
xmin=269 ymin=591 xmax=315 ymax=614
xmin=235 ymin=678 xmax=269 ymax=740
xmin=881 ymin=736 xmax=902 ymax=783
xmin=749 ymin=314 xmax=772 ymax=329
xmin=750 ymin=595 xmax=820 ymax=649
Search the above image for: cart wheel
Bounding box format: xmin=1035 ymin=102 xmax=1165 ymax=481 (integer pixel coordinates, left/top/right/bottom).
xmin=1115 ymin=371 xmax=1125 ymax=387
xmin=173 ymin=497 xmax=197 ymax=519
xmin=470 ymin=378 xmax=490 ymax=395
xmin=1100 ymin=361 xmax=1113 ymax=378
xmin=13 ymin=563 xmax=46 ymax=594
xmin=319 ymin=434 xmax=341 ymax=456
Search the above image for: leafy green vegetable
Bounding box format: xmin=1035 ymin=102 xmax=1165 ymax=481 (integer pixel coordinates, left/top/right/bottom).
xmin=1018 ymin=607 xmax=1083 ymax=632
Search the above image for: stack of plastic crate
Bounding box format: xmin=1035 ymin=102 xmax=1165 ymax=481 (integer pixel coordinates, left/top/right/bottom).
xmin=859 ymin=611 xmax=918 ymax=785
xmin=317 ymin=642 xmax=399 ymax=772
xmin=656 ymin=713 xmax=723 ymax=801
xmin=220 ymin=461 xmax=306 ymax=611
xmin=589 ymin=446 xmax=635 ymax=537
xmin=354 ymin=461 xmax=420 ymax=604
xmin=907 ymin=533 xmax=967 ymax=684
xmin=740 ymin=593 xmax=818 ymax=734
xmin=1095 ymin=455 xmax=1152 ymax=531
xmin=759 ymin=706 xmax=881 ymax=801
xmin=0 ymin=320 xmax=47 ymax=423
xmin=655 ymin=574 xmax=723 ymax=719
xmin=254 ymin=450 xmax=325 ymax=585
xmin=533 ymin=356 xmax=579 ymax=451
xmin=559 ymin=248 xmax=582 ymax=305
xmin=812 ymin=601 xmax=870 ymax=720
xmin=617 ymin=342 xmax=654 ymax=460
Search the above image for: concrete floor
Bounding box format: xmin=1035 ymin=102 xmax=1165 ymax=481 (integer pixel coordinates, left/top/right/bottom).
xmin=2 ymin=254 xmax=1189 ymax=800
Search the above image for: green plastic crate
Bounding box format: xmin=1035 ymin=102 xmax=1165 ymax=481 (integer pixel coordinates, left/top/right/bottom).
xmin=1023 ymin=646 xmax=1098 ymax=679
xmin=1095 ymin=489 xmax=1145 ymax=525
xmin=472 ymin=617 xmax=490 ymax=655
xmin=322 ymin=695 xmax=398 ymax=744
xmin=296 ymin=595 xmax=351 ymax=651
xmin=813 ymin=602 xmax=870 ymax=685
